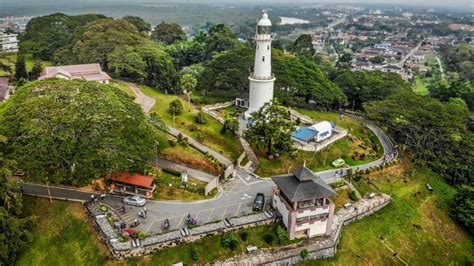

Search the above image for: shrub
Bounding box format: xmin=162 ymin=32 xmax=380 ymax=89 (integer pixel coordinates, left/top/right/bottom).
xmin=221 ymin=233 xmax=240 ymax=250
xmin=191 ymin=247 xmax=200 ymax=261
xmin=276 ymin=225 xmax=289 ymax=244
xmin=300 ymin=249 xmax=309 ymax=259
xmin=240 ymin=231 xmax=249 ymax=241
xmin=169 ymin=99 xmax=183 ymax=115
xmin=349 ymin=190 xmax=361 ymax=201
xmin=195 ymin=111 xmax=208 ymax=124
xmin=264 ymin=233 xmax=274 ymax=244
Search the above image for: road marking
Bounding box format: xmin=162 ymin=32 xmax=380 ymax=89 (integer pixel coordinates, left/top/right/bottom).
xmin=175 ymin=214 xmax=186 ymax=230
xmin=206 ymin=208 xmax=216 ymax=223
xmin=235 ymin=202 xmax=242 ymax=216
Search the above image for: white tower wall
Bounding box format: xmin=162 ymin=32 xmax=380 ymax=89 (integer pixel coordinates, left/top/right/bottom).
xmin=246 ymin=12 xmax=275 ymax=117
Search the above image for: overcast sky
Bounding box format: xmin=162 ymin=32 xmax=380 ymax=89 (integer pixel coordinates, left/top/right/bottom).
xmin=0 ymin=0 xmax=472 ymax=9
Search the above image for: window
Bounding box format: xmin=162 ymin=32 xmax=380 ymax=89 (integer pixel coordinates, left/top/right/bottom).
xmin=257 ymin=45 xmax=259 ymax=49
xmin=262 ymin=56 xmax=265 ymax=62
xmin=267 ymin=45 xmax=270 ymax=50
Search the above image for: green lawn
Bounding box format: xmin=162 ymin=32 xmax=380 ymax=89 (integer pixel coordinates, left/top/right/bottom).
xmin=255 ymin=110 xmax=383 ymax=177
xmin=16 ymin=197 xmax=110 ymax=266
xmin=413 ymin=77 xmax=429 ymax=96
xmin=299 ymin=157 xmax=474 ymax=265
xmin=141 ymin=86 xmax=241 ymax=160
xmin=0 ymin=53 xmax=53 ymax=76
xmin=152 ymin=171 xmax=215 ymax=201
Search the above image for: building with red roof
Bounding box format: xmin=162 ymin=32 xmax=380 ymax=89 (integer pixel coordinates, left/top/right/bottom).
xmin=108 ymin=172 xmax=156 ymax=198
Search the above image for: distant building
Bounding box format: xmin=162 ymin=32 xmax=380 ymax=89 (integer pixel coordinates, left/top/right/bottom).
xmin=408 ymin=52 xmax=425 ymax=64
xmin=39 ymin=63 xmax=111 ymax=84
xmin=0 ymin=77 xmax=9 ymax=102
xmin=235 ymin=92 xmax=249 ymax=109
xmin=0 ymin=32 xmax=18 ymax=53
xmin=272 ymin=165 xmax=336 ymax=239
xmin=353 ymin=60 xmax=373 ymax=70
xmin=291 ymin=121 xmax=334 ymax=144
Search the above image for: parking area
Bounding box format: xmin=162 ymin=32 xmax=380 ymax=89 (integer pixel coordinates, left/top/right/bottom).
xmin=101 ymin=173 xmax=274 ymax=235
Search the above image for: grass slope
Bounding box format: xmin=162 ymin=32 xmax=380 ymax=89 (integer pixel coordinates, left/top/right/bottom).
xmin=299 ymin=157 xmax=474 ymax=265
xmin=16 ymin=197 xmax=109 ymax=266
xmin=141 ymin=86 xmax=241 ymax=160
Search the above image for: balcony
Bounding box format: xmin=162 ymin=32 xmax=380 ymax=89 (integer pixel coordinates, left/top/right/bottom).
xmin=249 ymin=73 xmax=275 ymax=81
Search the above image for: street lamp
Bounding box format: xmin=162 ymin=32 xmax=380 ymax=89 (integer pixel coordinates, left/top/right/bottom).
xmin=45 ymin=177 xmax=52 ymax=203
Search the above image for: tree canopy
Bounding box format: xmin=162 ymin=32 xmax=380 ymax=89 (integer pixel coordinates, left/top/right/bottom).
xmin=0 ymin=79 xmax=161 ymax=185
xmin=245 ymin=100 xmax=296 ymax=156
xmin=334 ymin=70 xmax=410 ymax=109
xmin=365 ymin=91 xmax=473 ymax=187
xmin=152 ymin=22 xmax=187 ymax=45
xmin=287 ymin=34 xmax=315 ymax=57
xmin=20 ymin=13 xmax=107 ymax=60
xmin=123 ymin=15 xmax=151 ymax=32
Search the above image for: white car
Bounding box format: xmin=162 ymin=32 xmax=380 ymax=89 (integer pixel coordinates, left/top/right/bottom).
xmin=122 ymin=196 xmax=146 ymax=207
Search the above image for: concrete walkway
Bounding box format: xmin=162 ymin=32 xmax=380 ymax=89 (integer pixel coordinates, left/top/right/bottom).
xmin=150 ymin=157 xmax=216 ymax=183
xmin=167 ymin=126 xmax=233 ymax=167
xmin=122 ymin=81 xmax=156 ymax=113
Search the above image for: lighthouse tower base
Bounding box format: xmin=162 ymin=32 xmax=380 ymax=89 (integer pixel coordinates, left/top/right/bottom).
xmin=245 ymin=76 xmax=275 ymax=118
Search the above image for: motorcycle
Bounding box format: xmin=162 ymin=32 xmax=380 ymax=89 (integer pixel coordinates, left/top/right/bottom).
xmin=186 ymin=213 xmax=197 ymax=225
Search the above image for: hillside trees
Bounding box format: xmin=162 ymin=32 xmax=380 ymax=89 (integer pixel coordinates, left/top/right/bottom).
xmin=365 ymin=91 xmax=473 ymax=187
xmin=123 ymin=15 xmax=151 ymax=33
xmin=0 ymin=136 xmax=32 ymax=265
xmin=20 ymin=13 xmax=107 ymax=60
xmin=0 ymin=79 xmax=162 ymax=185
xmin=334 ymin=70 xmax=411 ymax=109
xmin=451 ymin=186 xmax=474 ymax=234
xmin=198 ymin=47 xmax=346 ymax=109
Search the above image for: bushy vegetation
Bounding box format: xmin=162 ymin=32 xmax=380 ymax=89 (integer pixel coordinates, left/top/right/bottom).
xmin=0 ymin=79 xmax=161 ymax=185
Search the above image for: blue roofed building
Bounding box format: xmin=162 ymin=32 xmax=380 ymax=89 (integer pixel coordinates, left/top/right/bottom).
xmin=292 ymin=121 xmax=334 ymax=144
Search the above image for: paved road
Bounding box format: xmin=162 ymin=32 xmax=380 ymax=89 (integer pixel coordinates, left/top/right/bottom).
xmin=150 ymin=157 xmax=216 ymax=183
xmin=22 ymin=173 xmax=274 ymax=235
xmin=124 ymin=81 xmax=156 ymax=113
xmin=397 ymin=41 xmax=423 ymax=67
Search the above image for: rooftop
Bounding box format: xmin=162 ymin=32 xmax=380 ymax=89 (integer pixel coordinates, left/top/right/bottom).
xmin=39 ymin=63 xmax=111 ymax=81
xmin=272 ymin=166 xmax=336 ymax=202
xmin=109 ymin=173 xmax=155 ymax=189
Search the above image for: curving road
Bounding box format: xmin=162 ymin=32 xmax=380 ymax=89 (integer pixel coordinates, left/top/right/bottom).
xmin=22 ymin=85 xmax=396 ymax=235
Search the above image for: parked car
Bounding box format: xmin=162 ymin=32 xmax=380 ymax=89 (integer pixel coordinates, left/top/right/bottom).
xmin=331 ymin=158 xmax=345 ymax=167
xmin=122 ymin=196 xmax=146 ymax=207
xmin=253 ymin=193 xmax=265 ymax=212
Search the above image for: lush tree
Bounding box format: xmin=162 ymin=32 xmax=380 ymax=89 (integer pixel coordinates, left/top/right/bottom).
xmin=439 ymin=43 xmax=474 ymax=83
xmin=204 ymin=24 xmax=242 ymax=60
xmin=0 ymin=79 xmax=161 ymax=185
xmin=169 ymin=99 xmax=183 ymax=116
xmin=334 ymin=70 xmax=410 ymax=109
xmin=451 ymin=185 xmax=474 ymax=234
xmin=0 ymin=136 xmax=32 ymax=265
xmin=198 ymin=47 xmax=346 ymax=109
xmin=166 ymin=40 xmax=207 ymax=70
xmin=288 ymin=34 xmax=315 ymax=56
xmin=245 ymin=100 xmax=296 ymax=156
xmin=151 ymin=22 xmax=187 ymax=45
xmin=137 ymin=43 xmax=178 ymax=92
xmin=107 ymin=46 xmax=147 ymax=81
xmin=180 ymin=73 xmax=197 ymax=108
xmin=123 ymin=15 xmax=151 ymax=32
xmin=365 ymin=91 xmax=473 ymax=186
xmin=14 ymin=54 xmax=27 ymax=81
xmin=71 ymin=18 xmax=146 ymax=66
xmin=272 ymin=39 xmax=284 ymax=52
xmin=28 ymin=60 xmax=43 ymax=80
xmin=429 ymin=79 xmax=474 ymax=111
xmin=20 ymin=13 xmax=107 ymax=60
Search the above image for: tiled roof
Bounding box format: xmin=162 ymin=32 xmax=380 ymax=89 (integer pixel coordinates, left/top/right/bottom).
xmin=109 ymin=173 xmax=155 ymax=188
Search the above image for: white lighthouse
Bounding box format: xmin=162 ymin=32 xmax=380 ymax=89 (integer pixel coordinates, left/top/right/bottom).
xmin=246 ymin=11 xmax=275 ymax=117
